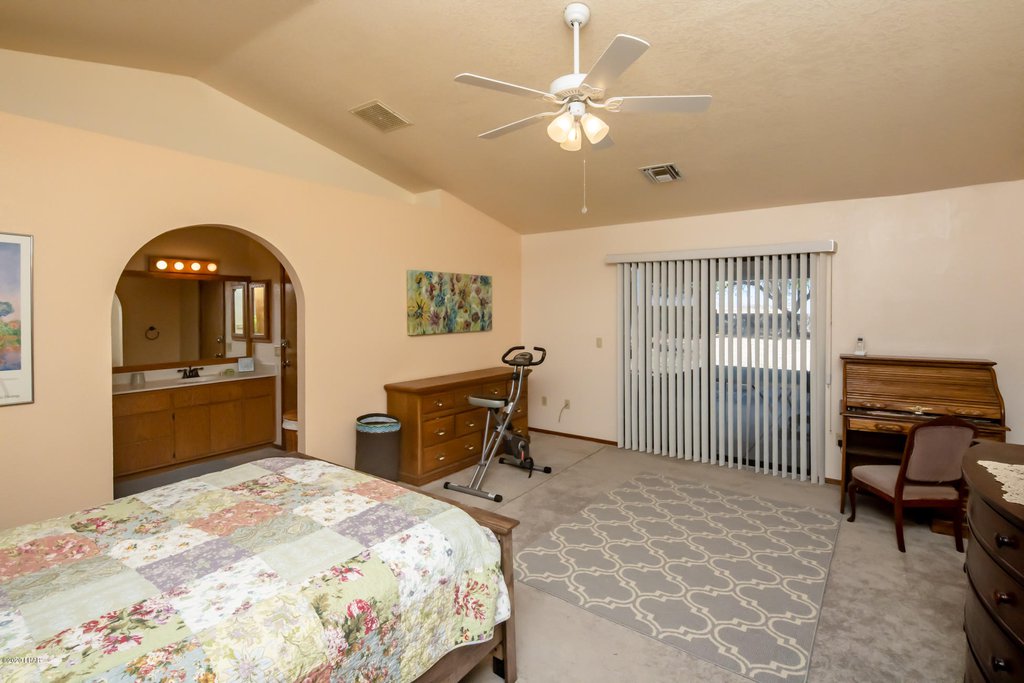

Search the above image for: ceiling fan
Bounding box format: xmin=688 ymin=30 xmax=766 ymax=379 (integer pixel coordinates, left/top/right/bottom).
xmin=455 ymin=2 xmax=711 ymax=151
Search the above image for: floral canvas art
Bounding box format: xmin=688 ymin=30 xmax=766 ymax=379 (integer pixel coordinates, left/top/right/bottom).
xmin=407 ymin=270 xmax=492 ymax=336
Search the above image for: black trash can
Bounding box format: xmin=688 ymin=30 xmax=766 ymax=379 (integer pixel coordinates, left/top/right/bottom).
xmin=355 ymin=413 xmax=401 ymax=482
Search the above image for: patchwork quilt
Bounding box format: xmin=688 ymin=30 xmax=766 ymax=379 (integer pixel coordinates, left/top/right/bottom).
xmin=0 ymin=457 xmax=510 ymax=682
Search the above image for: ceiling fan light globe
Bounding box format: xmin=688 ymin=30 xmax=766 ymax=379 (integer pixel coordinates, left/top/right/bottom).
xmin=560 ymin=123 xmax=583 ymax=151
xmin=546 ymin=112 xmax=574 ymax=143
xmin=580 ymin=113 xmax=609 ymax=144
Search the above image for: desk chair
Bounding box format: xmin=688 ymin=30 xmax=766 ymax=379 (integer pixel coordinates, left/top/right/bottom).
xmin=846 ymin=415 xmax=976 ymax=552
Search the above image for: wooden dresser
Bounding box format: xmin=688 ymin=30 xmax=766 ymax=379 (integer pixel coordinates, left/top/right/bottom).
xmin=385 ymin=367 xmax=527 ymax=485
xmin=839 ymin=355 xmax=1008 ymax=512
xmin=113 ymin=376 xmax=276 ymax=477
xmin=963 ymin=441 xmax=1024 ymax=682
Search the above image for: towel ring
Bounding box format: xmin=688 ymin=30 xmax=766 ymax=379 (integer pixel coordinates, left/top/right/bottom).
xmin=145 ymin=326 xmax=160 ymax=341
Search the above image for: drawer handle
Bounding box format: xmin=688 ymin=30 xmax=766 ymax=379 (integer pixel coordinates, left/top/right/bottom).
xmin=465 ymin=445 xmax=476 ymax=452
xmin=953 ymin=407 xmax=982 ymax=417
xmin=435 ymin=400 xmax=445 ymax=408
xmin=434 ymin=429 xmax=447 ymax=437
xmin=875 ymin=423 xmax=904 ymax=433
xmin=991 ymin=657 xmax=1012 ymax=673
xmin=466 ymin=422 xmax=476 ymax=428
xmin=437 ymin=454 xmax=446 ymax=462
xmin=994 ymin=591 xmax=1017 ymax=606
xmin=491 ymin=389 xmax=500 ymax=395
xmin=995 ymin=534 xmax=1019 ymax=549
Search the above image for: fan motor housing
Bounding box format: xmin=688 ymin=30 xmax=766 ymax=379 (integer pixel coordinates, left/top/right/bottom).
xmin=549 ymin=72 xmax=589 ymax=98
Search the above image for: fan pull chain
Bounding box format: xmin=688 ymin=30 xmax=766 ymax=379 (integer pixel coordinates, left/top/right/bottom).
xmin=581 ymin=158 xmax=588 ymax=214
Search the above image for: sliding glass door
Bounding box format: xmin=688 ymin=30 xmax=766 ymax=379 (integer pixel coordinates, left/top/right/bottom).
xmin=616 ymin=249 xmax=830 ymax=483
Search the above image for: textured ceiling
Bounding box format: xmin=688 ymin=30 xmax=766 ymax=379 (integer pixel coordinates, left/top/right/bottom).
xmin=1 ymin=0 xmax=1022 ymax=233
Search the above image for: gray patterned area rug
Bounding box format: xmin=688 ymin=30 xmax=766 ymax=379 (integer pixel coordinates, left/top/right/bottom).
xmin=516 ymin=474 xmax=840 ymax=683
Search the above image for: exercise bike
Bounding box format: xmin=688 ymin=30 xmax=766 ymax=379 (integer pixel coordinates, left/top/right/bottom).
xmin=443 ymin=346 xmax=551 ymax=503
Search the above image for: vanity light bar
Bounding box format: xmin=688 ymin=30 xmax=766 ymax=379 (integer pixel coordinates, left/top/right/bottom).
xmin=149 ymin=256 xmax=219 ymax=275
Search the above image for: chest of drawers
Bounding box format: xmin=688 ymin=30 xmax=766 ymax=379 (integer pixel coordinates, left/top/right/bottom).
xmin=385 ymin=367 xmax=528 ymax=485
xmin=963 ymin=442 xmax=1024 ymax=682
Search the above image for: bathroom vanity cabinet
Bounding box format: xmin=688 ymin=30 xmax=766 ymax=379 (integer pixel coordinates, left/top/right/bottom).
xmin=113 ymin=376 xmax=276 ymax=476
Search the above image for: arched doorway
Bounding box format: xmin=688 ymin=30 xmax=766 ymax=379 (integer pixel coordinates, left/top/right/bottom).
xmin=109 ymin=224 xmax=303 ymax=492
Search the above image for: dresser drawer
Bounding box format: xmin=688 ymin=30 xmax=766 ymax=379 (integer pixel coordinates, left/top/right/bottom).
xmin=967 ymin=542 xmax=1024 ymax=639
xmin=423 ymin=434 xmax=483 ymax=473
xmin=452 ymin=386 xmax=478 ymax=410
xmin=422 ymin=415 xmax=455 ymax=447
xmin=965 ymin=643 xmax=987 ymax=683
xmin=422 ymin=391 xmax=456 ymax=415
xmin=970 ymin=495 xmax=1024 ymax=584
xmin=479 ymin=381 xmax=508 ymax=400
xmin=456 ymin=408 xmax=487 ymax=437
xmin=965 ymin=585 xmax=1024 ymax=680
xmin=511 ymin=418 xmax=529 ymax=439
xmin=846 ymin=417 xmax=910 ymax=435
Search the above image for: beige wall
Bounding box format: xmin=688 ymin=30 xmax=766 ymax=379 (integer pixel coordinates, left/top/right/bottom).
xmin=522 ymin=181 xmax=1024 ymax=480
xmin=0 ymin=111 xmax=521 ymax=528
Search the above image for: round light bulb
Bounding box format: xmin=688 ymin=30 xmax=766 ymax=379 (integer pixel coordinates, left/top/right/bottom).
xmin=580 ymin=113 xmax=609 ymax=144
xmin=560 ymin=122 xmax=582 ymax=151
xmin=155 ymin=259 xmax=168 ymax=270
xmin=207 ymin=263 xmax=218 ymax=272
xmin=173 ymin=261 xmax=185 ymax=271
xmin=546 ymin=111 xmax=574 ymax=143
xmin=190 ymin=262 xmax=201 ymax=271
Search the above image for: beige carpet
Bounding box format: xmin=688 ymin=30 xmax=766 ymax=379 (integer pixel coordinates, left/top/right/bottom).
xmin=517 ymin=474 xmax=840 ymax=683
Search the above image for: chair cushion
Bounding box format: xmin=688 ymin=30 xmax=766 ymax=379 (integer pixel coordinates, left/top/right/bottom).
xmin=851 ymin=465 xmax=959 ymax=500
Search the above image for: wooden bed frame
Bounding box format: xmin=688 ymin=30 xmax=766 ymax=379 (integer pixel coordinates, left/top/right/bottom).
xmin=410 ymin=489 xmax=520 ymax=683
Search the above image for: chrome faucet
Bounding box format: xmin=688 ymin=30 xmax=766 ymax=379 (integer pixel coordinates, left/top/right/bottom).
xmin=178 ymin=366 xmax=203 ymax=379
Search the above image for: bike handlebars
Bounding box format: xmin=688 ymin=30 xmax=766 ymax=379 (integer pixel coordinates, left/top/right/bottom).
xmin=501 ymin=345 xmax=546 ymax=367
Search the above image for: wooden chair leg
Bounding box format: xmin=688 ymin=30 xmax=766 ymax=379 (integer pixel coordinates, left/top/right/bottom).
xmin=894 ymin=500 xmax=906 ymax=553
xmin=847 ymin=481 xmax=858 ymax=523
xmin=952 ymin=500 xmax=965 ymax=553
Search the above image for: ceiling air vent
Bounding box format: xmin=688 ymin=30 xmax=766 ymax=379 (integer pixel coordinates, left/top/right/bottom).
xmin=349 ymin=100 xmax=411 ymax=132
xmin=639 ymin=163 xmax=682 ymax=184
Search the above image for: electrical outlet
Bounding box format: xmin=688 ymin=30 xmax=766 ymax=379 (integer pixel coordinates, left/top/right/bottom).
xmin=541 ymin=396 xmax=548 ymax=406
xmin=562 ymin=399 xmax=570 ymax=410
xmin=274 ymin=346 xmax=281 ymax=357
xmin=596 ymin=337 xmax=603 ymax=348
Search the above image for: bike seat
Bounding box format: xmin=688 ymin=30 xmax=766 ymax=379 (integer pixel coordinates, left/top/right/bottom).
xmin=469 ymin=395 xmax=507 ymax=410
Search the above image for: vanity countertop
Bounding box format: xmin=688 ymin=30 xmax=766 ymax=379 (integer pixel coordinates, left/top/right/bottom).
xmin=113 ymin=369 xmax=277 ymax=395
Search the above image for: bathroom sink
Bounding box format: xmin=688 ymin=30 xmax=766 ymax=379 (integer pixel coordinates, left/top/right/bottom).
xmin=178 ymin=376 xmax=215 ymax=384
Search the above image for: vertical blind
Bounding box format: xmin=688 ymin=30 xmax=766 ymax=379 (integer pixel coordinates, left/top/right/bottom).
xmin=613 ymin=244 xmax=832 ymax=483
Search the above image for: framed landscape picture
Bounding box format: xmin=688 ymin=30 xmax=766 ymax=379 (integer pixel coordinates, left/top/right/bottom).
xmin=0 ymin=233 xmax=33 ymax=406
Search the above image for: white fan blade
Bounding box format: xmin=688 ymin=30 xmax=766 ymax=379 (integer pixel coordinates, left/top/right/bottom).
xmin=582 ymin=34 xmax=650 ymax=94
xmin=478 ymin=111 xmax=558 ymax=139
xmin=606 ymin=95 xmax=712 ymax=113
xmin=592 ymin=134 xmax=615 ymax=150
xmin=455 ymin=73 xmax=551 ymax=99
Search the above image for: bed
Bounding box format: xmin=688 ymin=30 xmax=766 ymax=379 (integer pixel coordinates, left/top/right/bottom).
xmin=0 ymin=456 xmax=518 ymax=682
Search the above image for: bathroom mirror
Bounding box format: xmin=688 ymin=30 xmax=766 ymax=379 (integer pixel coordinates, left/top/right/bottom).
xmin=112 ymin=271 xmax=251 ymax=371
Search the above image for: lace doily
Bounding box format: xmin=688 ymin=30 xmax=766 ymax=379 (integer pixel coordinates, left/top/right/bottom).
xmin=978 ymin=460 xmax=1024 ymax=505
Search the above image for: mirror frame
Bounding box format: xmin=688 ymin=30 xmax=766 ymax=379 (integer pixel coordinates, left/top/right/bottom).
xmin=112 ymin=270 xmax=252 ymax=373
xmin=230 ymin=282 xmax=248 ymax=341
xmin=249 ymin=279 xmax=272 ymax=342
